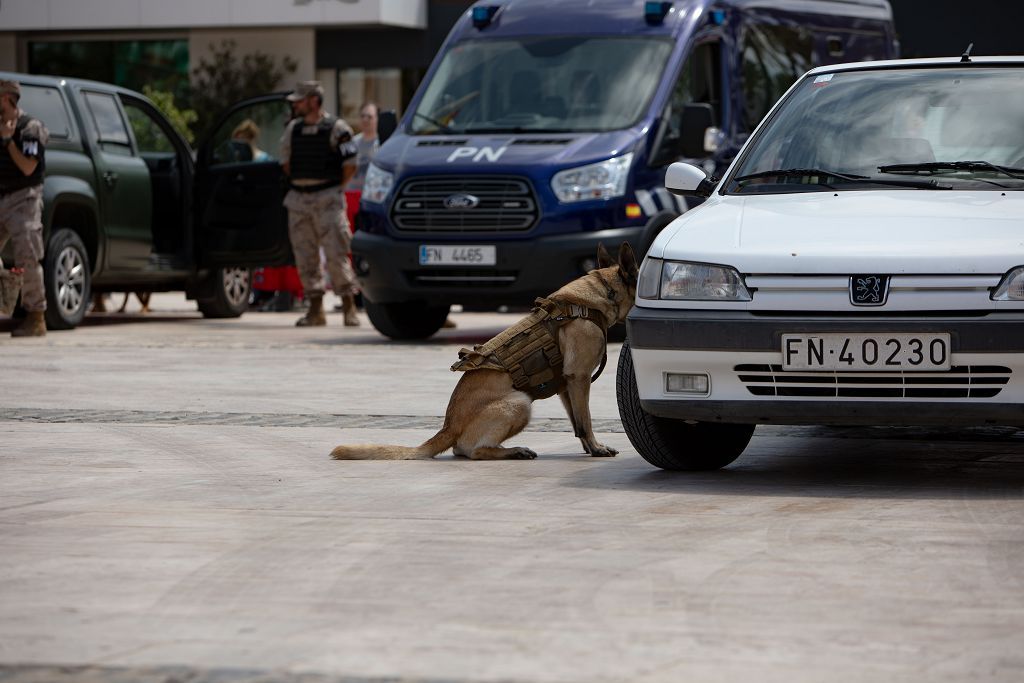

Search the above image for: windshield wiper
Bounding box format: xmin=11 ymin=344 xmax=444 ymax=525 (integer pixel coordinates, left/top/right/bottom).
xmin=733 ymin=167 xmax=948 ymax=190
xmin=878 ymin=161 xmax=1024 ymax=182
xmin=412 ymin=112 xmax=456 ymax=134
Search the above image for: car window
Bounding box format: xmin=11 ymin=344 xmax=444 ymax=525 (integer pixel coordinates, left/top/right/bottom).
xmin=18 ymin=84 xmax=73 ymax=139
xmin=208 ymin=100 xmax=289 ymax=167
xmin=83 ymin=91 xmax=133 ymax=155
xmin=652 ymin=40 xmax=723 ymax=165
xmin=741 ymin=23 xmax=814 ymax=130
xmin=121 ymin=99 xmax=175 ymax=154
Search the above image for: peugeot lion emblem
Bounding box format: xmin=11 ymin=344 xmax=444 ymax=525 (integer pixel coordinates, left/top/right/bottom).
xmin=443 ymin=193 xmax=480 ymax=210
xmin=850 ymin=275 xmax=890 ymax=306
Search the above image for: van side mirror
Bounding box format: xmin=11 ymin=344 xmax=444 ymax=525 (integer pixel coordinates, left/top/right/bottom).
xmin=680 ymin=103 xmax=715 ymax=158
xmin=378 ymin=110 xmax=398 ymax=145
xmin=665 ymin=162 xmax=716 ymax=198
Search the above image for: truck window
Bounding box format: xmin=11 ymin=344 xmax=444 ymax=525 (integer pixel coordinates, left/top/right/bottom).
xmin=122 ymin=100 xmax=175 ymax=154
xmin=83 ymin=91 xmax=133 ymax=155
xmin=653 ymin=41 xmax=723 ymax=165
xmin=741 ymin=23 xmax=814 ymax=130
xmin=411 ymin=37 xmax=673 ymax=134
xmin=207 ymin=101 xmax=289 ymax=167
xmin=18 ymin=85 xmax=73 ymax=140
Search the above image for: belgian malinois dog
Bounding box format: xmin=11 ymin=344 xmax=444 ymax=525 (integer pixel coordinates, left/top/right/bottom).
xmin=331 ymin=242 xmax=639 ymax=461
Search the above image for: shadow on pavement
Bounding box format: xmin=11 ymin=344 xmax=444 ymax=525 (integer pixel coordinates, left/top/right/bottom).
xmin=564 ymin=425 xmax=1024 ymax=500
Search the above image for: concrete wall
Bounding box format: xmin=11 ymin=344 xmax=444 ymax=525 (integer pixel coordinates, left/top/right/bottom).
xmin=189 ymin=28 xmax=317 ymax=88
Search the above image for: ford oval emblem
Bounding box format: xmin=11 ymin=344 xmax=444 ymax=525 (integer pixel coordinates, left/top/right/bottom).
xmin=444 ymin=193 xmax=480 ymax=210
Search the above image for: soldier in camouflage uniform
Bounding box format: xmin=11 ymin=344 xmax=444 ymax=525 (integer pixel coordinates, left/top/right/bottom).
xmin=280 ymin=81 xmax=361 ymax=327
xmin=0 ymin=80 xmax=49 ymax=337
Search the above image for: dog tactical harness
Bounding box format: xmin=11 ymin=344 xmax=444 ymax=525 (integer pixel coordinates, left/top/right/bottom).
xmin=451 ymin=297 xmax=609 ymax=401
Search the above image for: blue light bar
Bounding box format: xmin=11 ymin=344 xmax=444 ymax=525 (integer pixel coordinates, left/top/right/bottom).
xmin=644 ymin=1 xmax=672 ymax=25
xmin=472 ymin=5 xmax=500 ymax=29
xmin=711 ymin=9 xmax=726 ymax=25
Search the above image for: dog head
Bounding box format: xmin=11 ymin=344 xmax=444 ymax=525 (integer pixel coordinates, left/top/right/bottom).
xmin=596 ymin=242 xmax=640 ymax=323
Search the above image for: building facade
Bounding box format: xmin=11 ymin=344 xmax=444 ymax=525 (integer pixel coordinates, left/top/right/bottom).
xmin=0 ymin=0 xmax=473 ymax=130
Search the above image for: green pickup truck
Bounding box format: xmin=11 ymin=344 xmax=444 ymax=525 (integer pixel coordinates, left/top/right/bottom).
xmin=1 ymin=71 xmax=297 ymax=329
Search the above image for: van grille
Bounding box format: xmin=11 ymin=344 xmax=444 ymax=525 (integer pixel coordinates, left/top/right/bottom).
xmin=391 ymin=176 xmax=538 ymax=233
xmin=735 ymin=364 xmax=1011 ymax=399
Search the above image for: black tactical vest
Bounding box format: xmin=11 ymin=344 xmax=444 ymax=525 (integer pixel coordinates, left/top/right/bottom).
xmin=289 ymin=116 xmax=344 ymax=182
xmin=0 ymin=115 xmax=46 ymax=193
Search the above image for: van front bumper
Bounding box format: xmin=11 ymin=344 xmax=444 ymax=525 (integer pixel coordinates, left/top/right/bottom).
xmin=627 ymin=307 xmax=1024 ymax=427
xmin=352 ymin=227 xmax=643 ymax=306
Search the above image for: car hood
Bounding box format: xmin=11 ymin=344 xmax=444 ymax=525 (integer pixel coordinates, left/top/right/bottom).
xmin=653 ymin=191 xmax=1024 ymax=273
xmin=374 ymin=130 xmax=639 ymax=177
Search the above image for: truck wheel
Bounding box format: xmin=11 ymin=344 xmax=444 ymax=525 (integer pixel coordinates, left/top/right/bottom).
xmin=43 ymin=229 xmax=91 ymax=330
xmin=364 ymin=300 xmax=450 ymax=340
xmin=197 ymin=267 xmax=251 ymax=318
xmin=616 ymin=339 xmax=754 ymax=471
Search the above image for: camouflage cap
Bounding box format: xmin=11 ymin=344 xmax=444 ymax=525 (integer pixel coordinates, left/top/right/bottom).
xmin=287 ymin=80 xmax=324 ymax=102
xmin=0 ymin=80 xmax=20 ymax=98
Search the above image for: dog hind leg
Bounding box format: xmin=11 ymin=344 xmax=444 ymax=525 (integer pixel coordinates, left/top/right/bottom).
xmin=458 ymin=393 xmax=537 ymax=460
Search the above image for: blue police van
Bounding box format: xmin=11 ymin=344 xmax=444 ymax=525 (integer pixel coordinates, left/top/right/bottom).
xmin=353 ymin=0 xmax=898 ymax=339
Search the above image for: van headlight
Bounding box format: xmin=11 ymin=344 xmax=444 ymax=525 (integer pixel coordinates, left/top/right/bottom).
xmin=551 ymin=153 xmax=633 ymax=203
xmin=638 ymin=258 xmax=752 ymax=301
xmin=362 ymin=163 xmax=394 ymax=204
xmin=992 ymin=266 xmax=1024 ymax=301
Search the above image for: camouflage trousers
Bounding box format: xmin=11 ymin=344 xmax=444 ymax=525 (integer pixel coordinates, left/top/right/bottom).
xmin=0 ymin=185 xmax=45 ymax=312
xmin=283 ymin=186 xmax=357 ymax=298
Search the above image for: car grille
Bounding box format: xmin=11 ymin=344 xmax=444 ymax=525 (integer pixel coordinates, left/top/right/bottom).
xmin=391 ymin=176 xmax=538 ymax=233
xmin=735 ymin=364 xmax=1011 ymax=399
xmin=404 ymin=268 xmax=518 ymax=287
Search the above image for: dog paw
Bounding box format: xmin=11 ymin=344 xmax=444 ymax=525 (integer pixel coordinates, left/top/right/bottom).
xmin=511 ymin=447 xmax=538 ymax=459
xmin=589 ymin=444 xmax=618 ymax=457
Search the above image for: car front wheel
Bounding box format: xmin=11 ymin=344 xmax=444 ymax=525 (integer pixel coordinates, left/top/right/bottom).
xmin=43 ymin=228 xmax=91 ymax=330
xmin=616 ymin=339 xmax=755 ymax=471
xmin=197 ymin=267 xmax=251 ymax=318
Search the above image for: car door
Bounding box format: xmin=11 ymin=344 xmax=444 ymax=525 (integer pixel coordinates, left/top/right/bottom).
xmin=79 ymin=89 xmax=153 ymax=271
xmin=194 ymin=95 xmax=292 ymax=267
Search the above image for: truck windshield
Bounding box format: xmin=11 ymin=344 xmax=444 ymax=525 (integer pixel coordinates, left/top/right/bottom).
xmin=410 ymin=36 xmax=673 ymax=134
xmin=728 ymin=67 xmax=1024 ymax=193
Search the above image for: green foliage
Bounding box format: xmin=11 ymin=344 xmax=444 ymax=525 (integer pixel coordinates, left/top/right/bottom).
xmin=190 ymin=40 xmax=298 ymax=140
xmin=140 ymin=86 xmax=198 ymax=146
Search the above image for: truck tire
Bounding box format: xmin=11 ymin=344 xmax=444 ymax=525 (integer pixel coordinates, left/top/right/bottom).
xmin=43 ymin=228 xmax=91 ymax=330
xmin=616 ymin=338 xmax=754 ymax=471
xmin=197 ymin=267 xmax=251 ymax=318
xmin=365 ymin=300 xmax=450 ymax=340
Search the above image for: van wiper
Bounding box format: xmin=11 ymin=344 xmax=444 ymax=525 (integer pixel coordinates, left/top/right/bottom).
xmin=734 ymin=167 xmax=948 ymax=190
xmin=878 ymin=161 xmax=1024 ymax=181
xmin=412 ymin=112 xmax=456 ymax=134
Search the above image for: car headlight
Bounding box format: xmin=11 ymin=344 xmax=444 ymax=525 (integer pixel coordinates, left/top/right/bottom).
xmin=551 ymin=153 xmax=633 ymax=203
xmin=362 ymin=163 xmax=394 ymax=204
xmin=992 ymin=266 xmax=1024 ymax=301
xmin=638 ymin=258 xmax=752 ymax=301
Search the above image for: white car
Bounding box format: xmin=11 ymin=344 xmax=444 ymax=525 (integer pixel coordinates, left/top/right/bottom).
xmin=618 ymin=56 xmax=1024 ymax=471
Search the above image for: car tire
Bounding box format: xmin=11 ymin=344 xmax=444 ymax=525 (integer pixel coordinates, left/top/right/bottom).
xmin=364 ymin=300 xmax=450 ymax=340
xmin=616 ymin=338 xmax=754 ymax=471
xmin=43 ymin=228 xmax=91 ymax=330
xmin=197 ymin=267 xmax=251 ymax=318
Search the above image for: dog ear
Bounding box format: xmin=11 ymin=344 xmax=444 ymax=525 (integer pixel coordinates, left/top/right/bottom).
xmin=618 ymin=242 xmax=639 ymax=285
xmin=596 ymin=243 xmax=615 ymax=269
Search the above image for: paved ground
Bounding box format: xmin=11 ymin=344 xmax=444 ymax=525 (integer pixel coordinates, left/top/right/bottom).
xmin=2 ymin=295 xmax=1023 ymax=682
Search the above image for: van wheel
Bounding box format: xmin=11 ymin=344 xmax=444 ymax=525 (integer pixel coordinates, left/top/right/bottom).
xmin=44 ymin=229 xmax=91 ymax=330
xmin=198 ymin=267 xmax=251 ymax=318
xmin=364 ymin=300 xmax=450 ymax=340
xmin=616 ymin=339 xmax=754 ymax=471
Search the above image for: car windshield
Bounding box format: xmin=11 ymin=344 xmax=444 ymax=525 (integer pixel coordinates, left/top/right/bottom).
xmin=409 ymin=36 xmax=673 ymax=134
xmin=727 ymin=66 xmax=1024 ymax=193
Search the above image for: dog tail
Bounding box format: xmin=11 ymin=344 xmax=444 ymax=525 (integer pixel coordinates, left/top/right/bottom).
xmin=330 ymin=427 xmax=455 ymax=461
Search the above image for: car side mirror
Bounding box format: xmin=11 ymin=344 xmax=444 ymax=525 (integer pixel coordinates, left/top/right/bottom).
xmin=665 ymin=162 xmax=716 ymax=198
xmin=680 ymin=103 xmax=715 ymax=158
xmin=378 ymin=110 xmax=398 ymax=145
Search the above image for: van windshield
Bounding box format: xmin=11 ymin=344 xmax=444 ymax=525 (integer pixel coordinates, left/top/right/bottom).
xmin=410 ymin=36 xmax=673 ymax=134
xmin=727 ymin=67 xmax=1024 ymax=193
